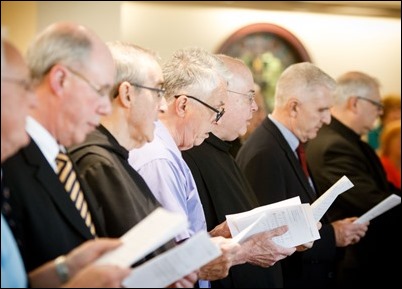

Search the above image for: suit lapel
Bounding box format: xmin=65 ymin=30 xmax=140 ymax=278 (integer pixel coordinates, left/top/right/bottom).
xmin=264 ymin=118 xmax=316 ymax=202
xmin=23 ymin=141 xmax=93 ymax=239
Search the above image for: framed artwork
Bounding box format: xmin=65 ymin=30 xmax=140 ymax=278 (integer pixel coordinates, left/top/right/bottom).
xmin=217 ymin=23 xmax=311 ymax=112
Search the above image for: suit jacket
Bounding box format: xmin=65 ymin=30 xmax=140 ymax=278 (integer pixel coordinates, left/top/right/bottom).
xmin=2 ymin=139 xmax=105 ymax=272
xmin=305 ymin=117 xmax=401 ymax=287
xmin=236 ymin=117 xmax=336 ymax=288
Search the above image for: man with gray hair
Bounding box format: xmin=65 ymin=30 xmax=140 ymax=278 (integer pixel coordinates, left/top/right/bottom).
xmin=1 ymin=33 xmax=130 ymax=288
xmin=2 ymin=21 xmax=115 ymax=275
xmin=237 ymin=63 xmax=368 ymax=287
xmin=306 ymin=71 xmax=400 ymax=287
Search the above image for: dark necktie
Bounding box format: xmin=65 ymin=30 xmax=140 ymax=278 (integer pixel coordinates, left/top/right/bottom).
xmin=296 ymin=143 xmax=310 ymax=178
xmin=56 ymin=152 xmax=96 ymax=236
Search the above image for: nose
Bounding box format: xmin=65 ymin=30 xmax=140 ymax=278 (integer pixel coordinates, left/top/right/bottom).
xmin=323 ymin=111 xmax=331 ymax=125
xmin=99 ymin=96 xmax=112 ymax=116
xmin=251 ymin=98 xmax=258 ymax=112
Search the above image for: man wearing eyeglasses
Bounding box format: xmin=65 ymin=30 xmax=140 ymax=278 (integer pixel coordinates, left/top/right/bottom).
xmin=129 ymin=47 xmax=243 ymax=286
xmin=2 ymin=21 xmax=115 ymax=274
xmin=182 ymin=55 xmax=297 ymax=288
xmin=67 ymin=41 xmax=199 ymax=288
xmin=1 ymin=29 xmax=134 ymax=288
xmin=305 ymin=71 xmax=401 ymax=287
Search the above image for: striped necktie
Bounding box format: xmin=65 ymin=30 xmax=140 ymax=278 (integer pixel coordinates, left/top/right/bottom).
xmin=56 ymin=152 xmax=96 ymax=236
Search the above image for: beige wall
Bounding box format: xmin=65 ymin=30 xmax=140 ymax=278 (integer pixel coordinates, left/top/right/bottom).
xmin=1 ymin=1 xmax=400 ymax=95
xmin=1 ymin=1 xmax=37 ymax=54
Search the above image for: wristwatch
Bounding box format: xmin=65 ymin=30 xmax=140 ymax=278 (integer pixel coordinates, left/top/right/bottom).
xmin=54 ymin=255 xmax=70 ymax=283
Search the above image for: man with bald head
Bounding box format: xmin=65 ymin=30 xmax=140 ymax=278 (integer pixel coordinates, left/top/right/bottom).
xmin=2 ymin=22 xmax=116 ymax=274
xmin=182 ymin=55 xmax=296 ymax=288
xmin=1 ymin=34 xmax=132 ymax=288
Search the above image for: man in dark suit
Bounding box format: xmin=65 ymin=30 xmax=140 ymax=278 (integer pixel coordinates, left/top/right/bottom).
xmin=305 ymin=71 xmax=401 ymax=287
xmin=236 ymin=63 xmax=368 ymax=288
xmin=2 ymin=21 xmax=116 ymax=273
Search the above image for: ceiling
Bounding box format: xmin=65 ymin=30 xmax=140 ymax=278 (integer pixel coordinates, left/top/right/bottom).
xmin=139 ymin=1 xmax=401 ymax=18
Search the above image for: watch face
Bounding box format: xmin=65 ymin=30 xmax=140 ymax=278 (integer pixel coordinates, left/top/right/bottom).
xmin=217 ymin=23 xmax=311 ymax=112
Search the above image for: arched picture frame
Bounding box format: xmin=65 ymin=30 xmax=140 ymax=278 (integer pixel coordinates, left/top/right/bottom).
xmin=217 ymin=23 xmax=311 ymax=111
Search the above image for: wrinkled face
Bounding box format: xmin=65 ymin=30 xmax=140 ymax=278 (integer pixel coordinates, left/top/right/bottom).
xmin=291 ymin=87 xmax=333 ymax=143
xmin=1 ymin=44 xmax=37 ymax=162
xmin=56 ymin=44 xmax=115 ymax=147
xmin=220 ymin=66 xmax=257 ymax=141
xmin=178 ymin=79 xmax=227 ymax=150
xmin=355 ymin=90 xmax=383 ymax=135
xmin=128 ymin=59 xmax=167 ymax=148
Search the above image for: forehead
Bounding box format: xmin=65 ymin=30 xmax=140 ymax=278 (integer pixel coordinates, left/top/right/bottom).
xmin=304 ymin=86 xmax=334 ymax=107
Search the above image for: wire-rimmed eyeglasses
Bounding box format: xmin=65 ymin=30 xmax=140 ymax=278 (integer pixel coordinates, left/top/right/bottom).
xmin=1 ymin=76 xmax=33 ymax=92
xmin=356 ymin=96 xmax=384 ymax=111
xmin=174 ymin=94 xmax=225 ymax=122
xmin=65 ymin=66 xmax=110 ymax=97
xmin=131 ymin=83 xmax=165 ymax=98
xmin=227 ymin=89 xmax=255 ymax=104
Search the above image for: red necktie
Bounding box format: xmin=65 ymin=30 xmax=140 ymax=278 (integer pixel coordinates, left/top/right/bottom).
xmin=296 ymin=143 xmax=310 ymax=178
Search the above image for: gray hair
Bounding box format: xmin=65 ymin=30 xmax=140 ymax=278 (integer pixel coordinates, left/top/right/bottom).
xmin=107 ymin=41 xmax=159 ymax=99
xmin=334 ymin=71 xmax=380 ymax=105
xmin=274 ymin=62 xmax=336 ymax=107
xmin=162 ymin=47 xmax=232 ymax=102
xmin=26 ymin=23 xmax=93 ymax=82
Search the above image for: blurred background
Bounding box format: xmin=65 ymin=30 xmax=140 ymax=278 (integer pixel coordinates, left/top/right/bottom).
xmin=2 ymin=1 xmax=400 ymax=110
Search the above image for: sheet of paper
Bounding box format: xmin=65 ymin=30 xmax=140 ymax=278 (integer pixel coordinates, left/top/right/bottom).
xmin=226 ymin=196 xmax=301 ymax=236
xmin=230 ymin=204 xmax=320 ymax=248
xmin=354 ymin=194 xmax=401 ymax=224
xmin=95 ymin=207 xmax=188 ymax=267
xmin=122 ymin=231 xmax=221 ymax=288
xmin=311 ymin=175 xmax=354 ymax=221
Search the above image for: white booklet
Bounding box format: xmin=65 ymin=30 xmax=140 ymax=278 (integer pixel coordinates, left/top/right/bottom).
xmin=226 ymin=176 xmax=354 ymax=247
xmin=311 ymin=175 xmax=354 ymax=221
xmin=226 ymin=196 xmax=301 ymax=236
xmin=354 ymin=194 xmax=401 ymax=224
xmin=95 ymin=207 xmax=188 ymax=267
xmin=227 ymin=201 xmax=320 ymax=248
xmin=122 ymin=231 xmax=221 ymax=288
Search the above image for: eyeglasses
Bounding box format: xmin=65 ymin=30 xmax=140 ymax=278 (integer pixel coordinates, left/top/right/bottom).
xmin=65 ymin=66 xmax=109 ymax=97
xmin=174 ymin=94 xmax=225 ymax=122
xmin=227 ymin=89 xmax=255 ymax=104
xmin=131 ymin=83 xmax=165 ymax=98
xmin=356 ymin=96 xmax=384 ymax=111
xmin=2 ymin=76 xmax=33 ymax=92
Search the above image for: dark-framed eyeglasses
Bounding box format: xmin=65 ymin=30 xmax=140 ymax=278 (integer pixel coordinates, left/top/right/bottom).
xmin=227 ymin=89 xmax=255 ymax=104
xmin=174 ymin=94 xmax=225 ymax=122
xmin=64 ymin=66 xmax=110 ymax=97
xmin=356 ymin=96 xmax=384 ymax=111
xmin=131 ymin=83 xmax=165 ymax=98
xmin=1 ymin=76 xmax=33 ymax=92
